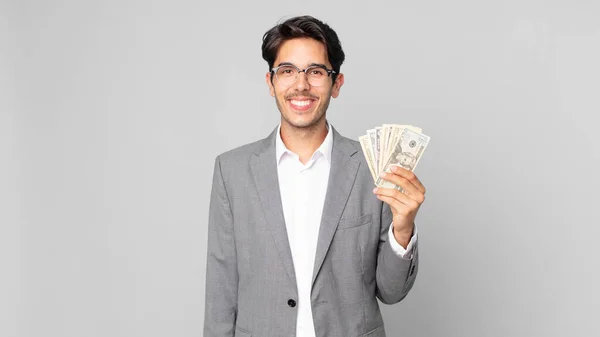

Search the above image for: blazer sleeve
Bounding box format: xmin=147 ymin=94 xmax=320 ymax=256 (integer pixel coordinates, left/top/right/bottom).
xmin=375 ymin=201 xmax=419 ymax=304
xmin=203 ymin=156 xmax=238 ymax=336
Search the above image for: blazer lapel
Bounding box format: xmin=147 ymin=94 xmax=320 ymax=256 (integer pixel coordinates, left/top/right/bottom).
xmin=250 ymin=128 xmax=297 ymax=288
xmin=312 ymin=128 xmax=360 ymax=286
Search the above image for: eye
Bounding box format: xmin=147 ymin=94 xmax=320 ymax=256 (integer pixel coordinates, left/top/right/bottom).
xmin=309 ymin=68 xmax=326 ymax=76
xmin=276 ymin=66 xmax=296 ymax=76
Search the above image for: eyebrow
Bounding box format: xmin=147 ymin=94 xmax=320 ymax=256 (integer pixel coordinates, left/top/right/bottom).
xmin=276 ymin=62 xmax=329 ymax=68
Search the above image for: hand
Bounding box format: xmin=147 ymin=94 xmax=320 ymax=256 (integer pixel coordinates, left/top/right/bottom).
xmin=373 ymin=166 xmax=426 ymax=246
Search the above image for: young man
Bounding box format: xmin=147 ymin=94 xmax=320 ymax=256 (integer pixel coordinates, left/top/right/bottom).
xmin=204 ymin=15 xmax=426 ymax=337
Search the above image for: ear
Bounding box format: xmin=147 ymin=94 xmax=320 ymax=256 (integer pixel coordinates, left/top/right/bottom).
xmin=266 ymin=72 xmax=275 ymax=97
xmin=331 ymin=73 xmax=344 ymax=98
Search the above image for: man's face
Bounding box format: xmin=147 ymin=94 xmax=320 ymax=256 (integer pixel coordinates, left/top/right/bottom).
xmin=266 ymin=38 xmax=344 ymax=130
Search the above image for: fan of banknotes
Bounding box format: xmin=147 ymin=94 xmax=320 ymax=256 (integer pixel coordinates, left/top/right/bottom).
xmin=359 ymin=124 xmax=430 ymax=191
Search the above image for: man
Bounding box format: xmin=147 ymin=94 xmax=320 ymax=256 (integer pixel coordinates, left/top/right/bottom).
xmin=204 ymin=15 xmax=426 ymax=337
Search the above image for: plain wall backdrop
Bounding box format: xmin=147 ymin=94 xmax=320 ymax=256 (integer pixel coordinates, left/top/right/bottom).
xmin=4 ymin=0 xmax=600 ymax=336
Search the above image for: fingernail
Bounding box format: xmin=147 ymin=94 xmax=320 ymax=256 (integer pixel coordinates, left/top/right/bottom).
xmin=380 ymin=172 xmax=387 ymax=177
xmin=372 ymin=187 xmax=378 ymax=193
xmin=391 ymin=166 xmax=398 ymax=172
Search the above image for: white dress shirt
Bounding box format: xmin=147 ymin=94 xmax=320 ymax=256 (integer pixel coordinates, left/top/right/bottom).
xmin=275 ymin=123 xmax=417 ymax=337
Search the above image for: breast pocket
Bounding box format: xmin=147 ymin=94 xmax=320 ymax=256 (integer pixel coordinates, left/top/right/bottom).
xmin=234 ymin=327 xmax=252 ymax=337
xmin=337 ymin=213 xmax=372 ymax=230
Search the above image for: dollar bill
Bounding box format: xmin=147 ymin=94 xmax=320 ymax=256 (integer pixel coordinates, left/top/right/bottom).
xmin=359 ymin=135 xmax=377 ymax=181
xmin=366 ymin=129 xmax=379 ymax=175
xmin=381 ymin=124 xmax=391 ymax=167
xmin=382 ymin=125 xmax=423 ymax=169
xmin=384 ymin=125 xmax=404 ymax=169
xmin=375 ymin=128 xmax=430 ymax=190
xmin=375 ymin=127 xmax=382 ymax=174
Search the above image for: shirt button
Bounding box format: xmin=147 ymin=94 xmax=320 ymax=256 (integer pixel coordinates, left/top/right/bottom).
xmin=287 ymin=299 xmax=297 ymax=307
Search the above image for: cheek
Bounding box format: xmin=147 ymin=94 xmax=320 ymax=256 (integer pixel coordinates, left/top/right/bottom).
xmin=273 ymin=86 xmax=286 ymax=99
xmin=277 ymin=91 xmax=286 ymax=102
xmin=320 ymin=88 xmax=334 ymax=100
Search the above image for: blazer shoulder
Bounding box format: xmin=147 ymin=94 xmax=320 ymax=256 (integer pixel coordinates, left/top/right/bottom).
xmin=335 ymin=132 xmax=362 ymax=155
xmin=346 ymin=138 xmax=361 ymax=152
xmin=214 ymin=137 xmax=267 ymax=172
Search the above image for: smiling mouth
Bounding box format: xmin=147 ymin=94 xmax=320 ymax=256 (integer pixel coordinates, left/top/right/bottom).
xmin=288 ymin=98 xmax=316 ymax=111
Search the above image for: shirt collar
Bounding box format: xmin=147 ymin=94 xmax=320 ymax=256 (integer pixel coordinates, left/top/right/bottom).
xmin=275 ymin=122 xmax=333 ymax=165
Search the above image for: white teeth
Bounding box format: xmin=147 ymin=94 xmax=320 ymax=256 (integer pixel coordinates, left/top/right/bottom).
xmin=290 ymin=100 xmax=311 ymax=107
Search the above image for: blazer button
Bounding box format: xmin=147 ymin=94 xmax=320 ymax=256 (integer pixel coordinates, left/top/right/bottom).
xmin=287 ymin=299 xmax=296 ymax=307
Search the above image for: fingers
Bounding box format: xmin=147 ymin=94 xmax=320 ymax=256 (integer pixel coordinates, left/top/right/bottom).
xmin=378 ymin=173 xmax=425 ymax=204
xmin=374 ymin=185 xmax=421 ymax=205
xmin=381 ymin=172 xmax=422 ymax=201
xmin=375 ymin=193 xmax=419 ymax=216
xmin=385 ymin=165 xmax=426 ymax=195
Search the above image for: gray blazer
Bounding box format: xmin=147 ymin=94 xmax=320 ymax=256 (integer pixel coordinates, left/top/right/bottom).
xmin=204 ymin=126 xmax=419 ymax=337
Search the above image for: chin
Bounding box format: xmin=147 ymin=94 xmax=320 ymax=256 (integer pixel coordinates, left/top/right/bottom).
xmin=285 ymin=114 xmax=324 ymax=129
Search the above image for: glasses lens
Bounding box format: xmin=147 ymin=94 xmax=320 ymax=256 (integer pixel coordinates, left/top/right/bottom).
xmin=306 ymin=67 xmax=328 ymax=86
xmin=276 ymin=66 xmax=298 ymax=86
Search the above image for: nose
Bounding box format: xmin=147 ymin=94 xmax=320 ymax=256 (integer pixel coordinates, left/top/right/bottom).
xmin=294 ymin=70 xmax=310 ymax=91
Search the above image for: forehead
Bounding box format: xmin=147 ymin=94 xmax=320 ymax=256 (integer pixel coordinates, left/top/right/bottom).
xmin=274 ymin=38 xmax=331 ymax=67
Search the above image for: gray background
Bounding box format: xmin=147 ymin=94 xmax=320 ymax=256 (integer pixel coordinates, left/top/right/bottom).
xmin=3 ymin=0 xmax=599 ymax=336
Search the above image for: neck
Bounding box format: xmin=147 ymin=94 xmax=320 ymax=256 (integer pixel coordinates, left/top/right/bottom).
xmin=280 ymin=118 xmax=328 ymax=165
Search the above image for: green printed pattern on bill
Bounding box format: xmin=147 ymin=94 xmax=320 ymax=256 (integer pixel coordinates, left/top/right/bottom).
xmin=359 ymin=125 xmax=430 ymax=191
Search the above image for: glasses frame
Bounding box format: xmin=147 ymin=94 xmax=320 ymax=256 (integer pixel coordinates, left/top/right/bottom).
xmin=271 ymin=64 xmax=337 ymax=87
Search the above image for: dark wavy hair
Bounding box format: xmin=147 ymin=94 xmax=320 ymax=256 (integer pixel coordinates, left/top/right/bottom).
xmin=262 ymin=15 xmax=345 ymax=83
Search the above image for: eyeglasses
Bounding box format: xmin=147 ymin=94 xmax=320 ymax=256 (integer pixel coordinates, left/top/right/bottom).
xmin=271 ymin=64 xmax=336 ymax=87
